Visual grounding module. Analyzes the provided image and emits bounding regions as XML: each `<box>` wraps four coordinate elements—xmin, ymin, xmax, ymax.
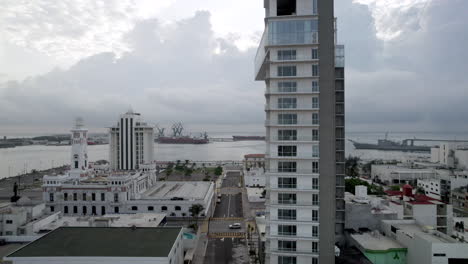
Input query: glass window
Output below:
<box><xmin>269</xmin><ymin>20</ymin><xmax>318</xmax><ymax>45</ymax></box>
<box><xmin>313</xmin><ymin>0</ymin><xmax>318</xmax><ymax>14</ymax></box>
<box><xmin>312</xmin><ymin>129</ymin><xmax>319</xmax><ymax>141</ymax></box>
<box><xmin>64</xmin><ymin>193</ymin><xmax>68</xmax><ymax>201</ymax></box>
<box><xmin>131</xmin><ymin>206</ymin><xmax>138</xmax><ymax>211</ymax></box>
<box><xmin>278</xmin><ymin>50</ymin><xmax>296</xmax><ymax>60</ymax></box>
<box><xmin>312</xmin><ymin>48</ymin><xmax>318</xmax><ymax>59</ymax></box>
<box><xmin>312</xmin><ymin>194</ymin><xmax>319</xmax><ymax>205</ymax></box>
<box><xmin>278</xmin><ymin>240</ymin><xmax>296</xmax><ymax>252</ymax></box>
<box><xmin>278</xmin><ymin>146</ymin><xmax>297</xmax><ymax>156</ymax></box>
<box><xmin>278</xmin><ymin>98</ymin><xmax>297</xmax><ymax>109</ymax></box>
<box><xmin>278</xmin><ymin>177</ymin><xmax>297</xmax><ymax>188</ymax></box>
<box><xmin>278</xmin><ymin>81</ymin><xmax>297</xmax><ymax>93</ymax></box>
<box><xmin>312</xmin><ymin>145</ymin><xmax>319</xmax><ymax>157</ymax></box>
<box><xmin>278</xmin><ymin>162</ymin><xmax>297</xmax><ymax>173</ymax></box>
<box><xmin>312</xmin><ymin>161</ymin><xmax>319</xmax><ymax>173</ymax></box>
<box><xmin>312</xmin><ymin>97</ymin><xmax>319</xmax><ymax>109</ymax></box>
<box><xmin>278</xmin><ymin>256</ymin><xmax>297</xmax><ymax>264</ymax></box>
<box><xmin>312</xmin><ymin>210</ymin><xmax>319</xmax><ymax>221</ymax></box>
<box><xmin>278</xmin><ymin>193</ymin><xmax>296</xmax><ymax>204</ymax></box>
<box><xmin>312</xmin><ymin>178</ymin><xmax>319</xmax><ymax>190</ymax></box>
<box><xmin>101</xmin><ymin>193</ymin><xmax>105</xmax><ymax>201</ymax></box>
<box><xmin>312</xmin><ymin>226</ymin><xmax>319</xmax><ymax>237</ymax></box>
<box><xmin>312</xmin><ymin>80</ymin><xmax>319</xmax><ymax>92</ymax></box>
<box><xmin>278</xmin><ymin>130</ymin><xmax>297</xmax><ymax>141</ymax></box>
<box><xmin>92</xmin><ymin>193</ymin><xmax>96</xmax><ymax>201</ymax></box>
<box><xmin>278</xmin><ymin>114</ymin><xmax>297</xmax><ymax>125</ymax></box>
<box><xmin>312</xmin><ymin>258</ymin><xmax>318</xmax><ymax>264</ymax></box>
<box><xmin>278</xmin><ymin>209</ymin><xmax>296</xmax><ymax>220</ymax></box>
<box><xmin>73</xmin><ymin>206</ymin><xmax>78</xmax><ymax>214</ymax></box>
<box><xmin>114</xmin><ymin>193</ymin><xmax>119</xmax><ymax>202</ymax></box>
<box><xmin>278</xmin><ymin>66</ymin><xmax>297</xmax><ymax>77</ymax></box>
<box><xmin>312</xmin><ymin>113</ymin><xmax>319</xmax><ymax>125</ymax></box>
<box><xmin>82</xmin><ymin>193</ymin><xmax>86</xmax><ymax>201</ymax></box>
<box><xmin>312</xmin><ymin>241</ymin><xmax>318</xmax><ymax>252</ymax></box>
<box><xmin>49</xmin><ymin>193</ymin><xmax>54</xmax><ymax>202</ymax></box>
<box><xmin>278</xmin><ymin>225</ymin><xmax>297</xmax><ymax>236</ymax></box>
<box><xmin>312</xmin><ymin>64</ymin><xmax>319</xmax><ymax>76</ymax></box>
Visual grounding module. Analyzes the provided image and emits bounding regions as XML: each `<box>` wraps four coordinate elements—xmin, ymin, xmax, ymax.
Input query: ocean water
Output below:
<box><xmin>1</xmin><ymin>131</ymin><xmax>467</xmax><ymax>179</ymax></box>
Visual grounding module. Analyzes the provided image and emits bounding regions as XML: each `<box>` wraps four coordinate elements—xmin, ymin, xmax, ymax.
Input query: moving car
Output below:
<box><xmin>229</xmin><ymin>223</ymin><xmax>242</xmax><ymax>229</ymax></box>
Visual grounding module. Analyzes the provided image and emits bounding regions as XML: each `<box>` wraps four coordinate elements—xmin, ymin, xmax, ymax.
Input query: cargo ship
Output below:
<box><xmin>156</xmin><ymin>136</ymin><xmax>209</xmax><ymax>144</ymax></box>
<box><xmin>349</xmin><ymin>134</ymin><xmax>431</xmax><ymax>153</ymax></box>
<box><xmin>232</xmin><ymin>136</ymin><xmax>266</xmax><ymax>141</ymax></box>
<box><xmin>155</xmin><ymin>122</ymin><xmax>209</xmax><ymax>144</ymax></box>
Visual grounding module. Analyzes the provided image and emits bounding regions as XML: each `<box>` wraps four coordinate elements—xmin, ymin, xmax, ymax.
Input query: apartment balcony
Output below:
<box><xmin>265</xmin><ymin>120</ymin><xmax>320</xmax><ymax>127</ymax></box>
<box><xmin>267</xmin><ymin>153</ymin><xmax>320</xmax><ymax>160</ymax></box>
<box><xmin>266</xmin><ymin>169</ymin><xmax>318</xmax><ymax>175</ymax></box>
<box><xmin>255</xmin><ymin>29</ymin><xmax>269</xmax><ymax>81</ymax></box>
<box><xmin>335</xmin><ymin>45</ymin><xmax>345</xmax><ymax>68</ymax></box>
<box><xmin>265</xmin><ymin>105</ymin><xmax>319</xmax><ymax>111</ymax></box>
<box><xmin>266</xmin><ymin>87</ymin><xmax>319</xmax><ymax>95</ymax></box>
<box><xmin>270</xmin><ymin>186</ymin><xmax>319</xmax><ymax>192</ymax></box>
<box><xmin>269</xmin><ymin>55</ymin><xmax>319</xmax><ymax>63</ymax></box>
<box><xmin>266</xmin><ymin>249</ymin><xmax>319</xmax><ymax>256</ymax></box>
<box><xmin>269</xmin><ymin>136</ymin><xmax>319</xmax><ymax>143</ymax></box>
<box><xmin>269</xmin><ymin>200</ymin><xmax>319</xmax><ymax>207</ymax></box>
<box><xmin>267</xmin><ymin>234</ymin><xmax>319</xmax><ymax>241</ymax></box>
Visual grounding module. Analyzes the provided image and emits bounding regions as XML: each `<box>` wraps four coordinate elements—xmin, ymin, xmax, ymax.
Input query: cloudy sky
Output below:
<box><xmin>0</xmin><ymin>0</ymin><xmax>467</xmax><ymax>135</ymax></box>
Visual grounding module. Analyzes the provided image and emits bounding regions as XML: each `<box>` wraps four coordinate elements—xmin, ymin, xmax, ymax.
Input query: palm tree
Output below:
<box><xmin>189</xmin><ymin>204</ymin><xmax>204</xmax><ymax>227</ymax></box>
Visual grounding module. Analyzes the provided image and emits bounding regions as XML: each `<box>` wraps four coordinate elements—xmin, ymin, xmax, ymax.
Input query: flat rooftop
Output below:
<box><xmin>352</xmin><ymin>232</ymin><xmax>406</xmax><ymax>252</ymax></box>
<box><xmin>7</xmin><ymin>226</ymin><xmax>181</xmax><ymax>258</ymax></box>
<box><xmin>394</xmin><ymin>223</ymin><xmax>455</xmax><ymax>243</ymax></box>
<box><xmin>142</xmin><ymin>182</ymin><xmax>211</xmax><ymax>200</ymax></box>
<box><xmin>40</xmin><ymin>213</ymin><xmax>166</xmax><ymax>231</ymax></box>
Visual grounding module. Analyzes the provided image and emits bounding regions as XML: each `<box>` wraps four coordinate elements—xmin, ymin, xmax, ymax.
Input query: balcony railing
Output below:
<box><xmin>265</xmin><ymin>120</ymin><xmax>319</xmax><ymax>127</ymax></box>
<box><xmin>269</xmin><ymin>55</ymin><xmax>319</xmax><ymax>63</ymax></box>
<box><xmin>266</xmin><ymin>87</ymin><xmax>319</xmax><ymax>94</ymax></box>
<box><xmin>270</xmin><ymin>200</ymin><xmax>319</xmax><ymax>207</ymax></box>
<box><xmin>265</xmin><ymin>106</ymin><xmax>319</xmax><ymax>111</ymax></box>
<box><xmin>266</xmin><ymin>169</ymin><xmax>318</xmax><ymax>174</ymax></box>
<box><xmin>269</xmin><ymin>136</ymin><xmax>319</xmax><ymax>142</ymax></box>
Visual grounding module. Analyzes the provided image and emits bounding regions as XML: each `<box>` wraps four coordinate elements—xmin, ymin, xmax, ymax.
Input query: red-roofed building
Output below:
<box><xmin>385</xmin><ymin>187</ymin><xmax>453</xmax><ymax>234</ymax></box>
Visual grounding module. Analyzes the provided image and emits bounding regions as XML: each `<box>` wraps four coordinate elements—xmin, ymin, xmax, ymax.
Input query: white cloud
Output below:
<box><xmin>353</xmin><ymin>0</ymin><xmax>431</xmax><ymax>40</ymax></box>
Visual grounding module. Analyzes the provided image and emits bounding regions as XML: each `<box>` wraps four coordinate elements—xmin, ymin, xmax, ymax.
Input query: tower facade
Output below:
<box><xmin>255</xmin><ymin>0</ymin><xmax>345</xmax><ymax>263</ymax></box>
<box><xmin>70</xmin><ymin>117</ymin><xmax>89</xmax><ymax>178</ymax></box>
<box><xmin>109</xmin><ymin>110</ymin><xmax>154</xmax><ymax>170</ymax></box>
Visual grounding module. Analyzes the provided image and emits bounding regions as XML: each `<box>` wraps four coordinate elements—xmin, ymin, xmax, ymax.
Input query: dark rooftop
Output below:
<box><xmin>8</xmin><ymin>226</ymin><xmax>182</xmax><ymax>258</ymax></box>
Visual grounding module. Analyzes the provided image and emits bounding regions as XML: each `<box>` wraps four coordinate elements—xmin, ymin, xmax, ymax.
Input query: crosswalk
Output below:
<box><xmin>209</xmin><ymin>232</ymin><xmax>246</xmax><ymax>238</ymax></box>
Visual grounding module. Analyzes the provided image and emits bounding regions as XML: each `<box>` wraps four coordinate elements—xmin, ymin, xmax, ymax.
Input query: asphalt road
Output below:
<box><xmin>204</xmin><ymin>171</ymin><xmax>248</xmax><ymax>264</ymax></box>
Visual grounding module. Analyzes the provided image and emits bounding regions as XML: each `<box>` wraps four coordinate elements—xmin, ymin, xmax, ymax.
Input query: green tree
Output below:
<box><xmin>184</xmin><ymin>168</ymin><xmax>193</xmax><ymax>177</ymax></box>
<box><xmin>345</xmin><ymin>156</ymin><xmax>360</xmax><ymax>177</ymax></box>
<box><xmin>165</xmin><ymin>168</ymin><xmax>173</xmax><ymax>177</ymax></box>
<box><xmin>390</xmin><ymin>185</ymin><xmax>401</xmax><ymax>191</ymax></box>
<box><xmin>189</xmin><ymin>204</ymin><xmax>204</xmax><ymax>226</ymax></box>
<box><xmin>214</xmin><ymin>166</ymin><xmax>223</xmax><ymax>176</ymax></box>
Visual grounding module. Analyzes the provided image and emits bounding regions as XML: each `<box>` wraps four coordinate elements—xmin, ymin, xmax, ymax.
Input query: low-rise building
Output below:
<box><xmin>386</xmin><ymin>185</ymin><xmax>453</xmax><ymax>235</ymax></box>
<box><xmin>381</xmin><ymin>220</ymin><xmax>468</xmax><ymax>264</ymax></box>
<box><xmin>38</xmin><ymin>213</ymin><xmax>167</xmax><ymax>232</ymax></box>
<box><xmin>345</xmin><ymin>187</ymin><xmax>398</xmax><ymax>232</ymax></box>
<box><xmin>244</xmin><ymin>168</ymin><xmax>266</xmax><ymax>187</ymax></box>
<box><xmin>349</xmin><ymin>231</ymin><xmax>407</xmax><ymax>264</ymax></box>
<box><xmin>371</xmin><ymin>164</ymin><xmax>435</xmax><ymax>185</ymax></box>
<box><xmin>243</xmin><ymin>154</ymin><xmax>265</xmax><ymax>171</ymax></box>
<box><xmin>5</xmin><ymin>226</ymin><xmax>184</xmax><ymax>264</ymax></box>
<box><xmin>452</xmin><ymin>186</ymin><xmax>468</xmax><ymax>212</ymax></box>
<box><xmin>0</xmin><ymin>198</ymin><xmax>54</xmax><ymax>236</ymax></box>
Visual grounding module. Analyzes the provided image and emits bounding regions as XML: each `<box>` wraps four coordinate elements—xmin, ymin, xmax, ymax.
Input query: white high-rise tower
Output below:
<box><xmin>109</xmin><ymin>110</ymin><xmax>154</xmax><ymax>170</ymax></box>
<box><xmin>70</xmin><ymin>117</ymin><xmax>89</xmax><ymax>178</ymax></box>
<box><xmin>255</xmin><ymin>0</ymin><xmax>345</xmax><ymax>263</ymax></box>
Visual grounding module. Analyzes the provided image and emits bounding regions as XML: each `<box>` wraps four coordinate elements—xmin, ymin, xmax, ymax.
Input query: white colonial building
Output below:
<box><xmin>43</xmin><ymin>117</ymin><xmax>213</xmax><ymax>219</ymax></box>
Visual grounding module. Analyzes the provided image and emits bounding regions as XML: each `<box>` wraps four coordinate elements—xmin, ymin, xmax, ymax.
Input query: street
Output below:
<box><xmin>204</xmin><ymin>171</ymin><xmax>249</xmax><ymax>264</ymax></box>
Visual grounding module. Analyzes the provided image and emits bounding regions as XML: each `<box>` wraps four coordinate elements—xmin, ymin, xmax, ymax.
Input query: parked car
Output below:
<box><xmin>229</xmin><ymin>223</ymin><xmax>242</xmax><ymax>229</ymax></box>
